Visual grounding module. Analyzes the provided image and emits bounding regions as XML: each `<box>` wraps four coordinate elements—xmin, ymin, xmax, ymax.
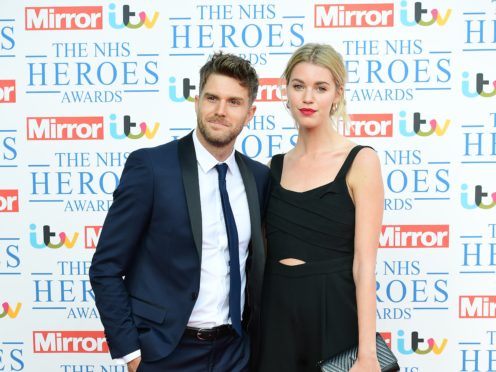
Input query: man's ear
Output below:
<box><xmin>194</xmin><ymin>95</ymin><xmax>200</xmax><ymax>113</ymax></box>
<box><xmin>245</xmin><ymin>105</ymin><xmax>257</xmax><ymax>126</ymax></box>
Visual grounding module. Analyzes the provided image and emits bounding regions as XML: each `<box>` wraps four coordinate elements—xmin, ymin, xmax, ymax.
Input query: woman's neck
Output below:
<box><xmin>293</xmin><ymin>122</ymin><xmax>347</xmax><ymax>156</ymax></box>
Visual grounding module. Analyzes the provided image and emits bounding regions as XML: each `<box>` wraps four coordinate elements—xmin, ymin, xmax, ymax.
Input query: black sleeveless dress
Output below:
<box><xmin>258</xmin><ymin>146</ymin><xmax>369</xmax><ymax>372</ymax></box>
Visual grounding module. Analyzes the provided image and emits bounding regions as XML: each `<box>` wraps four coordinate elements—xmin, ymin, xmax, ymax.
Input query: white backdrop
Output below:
<box><xmin>1</xmin><ymin>1</ymin><xmax>495</xmax><ymax>371</ymax></box>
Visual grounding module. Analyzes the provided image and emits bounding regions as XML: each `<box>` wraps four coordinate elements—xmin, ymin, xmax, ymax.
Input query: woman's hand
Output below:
<box><xmin>349</xmin><ymin>355</ymin><xmax>380</xmax><ymax>372</ymax></box>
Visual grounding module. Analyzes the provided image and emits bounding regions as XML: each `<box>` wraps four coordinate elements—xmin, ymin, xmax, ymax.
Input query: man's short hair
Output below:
<box><xmin>199</xmin><ymin>52</ymin><xmax>259</xmax><ymax>105</ymax></box>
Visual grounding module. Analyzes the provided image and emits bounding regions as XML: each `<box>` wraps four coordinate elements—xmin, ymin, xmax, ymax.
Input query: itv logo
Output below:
<box><xmin>461</xmin><ymin>184</ymin><xmax>496</xmax><ymax>210</ymax></box>
<box><xmin>398</xmin><ymin>111</ymin><xmax>450</xmax><ymax>137</ymax></box>
<box><xmin>109</xmin><ymin>114</ymin><xmax>159</xmax><ymax>140</ymax></box>
<box><xmin>108</xmin><ymin>3</ymin><xmax>159</xmax><ymax>29</ymax></box>
<box><xmin>29</xmin><ymin>224</ymin><xmax>79</xmax><ymax>249</ymax></box>
<box><xmin>399</xmin><ymin>1</ymin><xmax>451</xmax><ymax>27</ymax></box>
<box><xmin>462</xmin><ymin>72</ymin><xmax>496</xmax><ymax>98</ymax></box>
<box><xmin>396</xmin><ymin>330</ymin><xmax>447</xmax><ymax>355</ymax></box>
<box><xmin>0</xmin><ymin>302</ymin><xmax>22</xmax><ymax>319</ymax></box>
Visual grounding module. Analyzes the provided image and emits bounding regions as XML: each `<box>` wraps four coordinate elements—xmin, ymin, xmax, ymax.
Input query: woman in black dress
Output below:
<box><xmin>258</xmin><ymin>43</ymin><xmax>384</xmax><ymax>372</ymax></box>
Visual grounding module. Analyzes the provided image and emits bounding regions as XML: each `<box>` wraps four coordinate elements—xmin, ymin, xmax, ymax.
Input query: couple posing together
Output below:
<box><xmin>89</xmin><ymin>42</ymin><xmax>384</xmax><ymax>372</ymax></box>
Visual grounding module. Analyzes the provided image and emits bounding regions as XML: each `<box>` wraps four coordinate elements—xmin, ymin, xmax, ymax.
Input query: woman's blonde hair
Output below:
<box><xmin>283</xmin><ymin>43</ymin><xmax>348</xmax><ymax>124</ymax></box>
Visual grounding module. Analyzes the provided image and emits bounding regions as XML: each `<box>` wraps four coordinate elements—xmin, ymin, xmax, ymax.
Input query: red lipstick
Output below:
<box><xmin>299</xmin><ymin>108</ymin><xmax>316</xmax><ymax>116</ymax></box>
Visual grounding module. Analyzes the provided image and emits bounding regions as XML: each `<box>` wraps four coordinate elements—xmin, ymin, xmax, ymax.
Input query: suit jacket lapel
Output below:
<box><xmin>235</xmin><ymin>152</ymin><xmax>265</xmax><ymax>302</ymax></box>
<box><xmin>178</xmin><ymin>132</ymin><xmax>203</xmax><ymax>262</ymax></box>
<box><xmin>235</xmin><ymin>151</ymin><xmax>262</xmax><ymax>241</ymax></box>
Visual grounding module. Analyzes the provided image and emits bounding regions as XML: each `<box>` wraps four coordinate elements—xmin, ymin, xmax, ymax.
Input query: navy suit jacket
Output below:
<box><xmin>89</xmin><ymin>132</ymin><xmax>270</xmax><ymax>362</ymax></box>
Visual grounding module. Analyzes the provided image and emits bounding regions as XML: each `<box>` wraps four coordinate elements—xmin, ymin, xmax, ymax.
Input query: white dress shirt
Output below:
<box><xmin>117</xmin><ymin>131</ymin><xmax>251</xmax><ymax>364</ymax></box>
<box><xmin>188</xmin><ymin>129</ymin><xmax>251</xmax><ymax>327</ymax></box>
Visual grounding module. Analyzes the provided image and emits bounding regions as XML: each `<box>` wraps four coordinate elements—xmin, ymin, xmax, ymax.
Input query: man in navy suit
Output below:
<box><xmin>89</xmin><ymin>52</ymin><xmax>270</xmax><ymax>372</ymax></box>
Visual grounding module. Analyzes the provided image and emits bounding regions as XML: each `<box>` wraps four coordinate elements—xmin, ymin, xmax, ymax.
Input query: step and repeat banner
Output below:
<box><xmin>1</xmin><ymin>0</ymin><xmax>495</xmax><ymax>371</ymax></box>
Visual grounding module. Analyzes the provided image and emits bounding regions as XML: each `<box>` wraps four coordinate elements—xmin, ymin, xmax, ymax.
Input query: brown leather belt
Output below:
<box><xmin>184</xmin><ymin>325</ymin><xmax>235</xmax><ymax>341</ymax></box>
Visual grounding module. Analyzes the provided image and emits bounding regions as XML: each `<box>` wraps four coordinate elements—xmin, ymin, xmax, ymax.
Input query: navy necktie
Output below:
<box><xmin>215</xmin><ymin>163</ymin><xmax>242</xmax><ymax>335</ymax></box>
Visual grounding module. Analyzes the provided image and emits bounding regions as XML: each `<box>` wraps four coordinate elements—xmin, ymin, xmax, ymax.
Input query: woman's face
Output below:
<box><xmin>286</xmin><ymin>61</ymin><xmax>341</xmax><ymax>128</ymax></box>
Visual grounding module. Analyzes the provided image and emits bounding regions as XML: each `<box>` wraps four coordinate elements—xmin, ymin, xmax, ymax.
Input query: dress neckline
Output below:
<box><xmin>279</xmin><ymin>178</ymin><xmax>336</xmax><ymax>195</ymax></box>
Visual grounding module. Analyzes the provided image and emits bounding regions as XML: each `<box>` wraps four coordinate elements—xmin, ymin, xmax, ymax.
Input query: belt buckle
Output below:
<box><xmin>196</xmin><ymin>328</ymin><xmax>213</xmax><ymax>341</ymax></box>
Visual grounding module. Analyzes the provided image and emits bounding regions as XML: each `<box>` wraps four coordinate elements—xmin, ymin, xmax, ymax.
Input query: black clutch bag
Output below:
<box><xmin>318</xmin><ymin>333</ymin><xmax>400</xmax><ymax>372</ymax></box>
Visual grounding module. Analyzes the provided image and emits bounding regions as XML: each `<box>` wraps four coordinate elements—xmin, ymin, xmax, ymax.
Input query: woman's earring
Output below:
<box><xmin>286</xmin><ymin>102</ymin><xmax>290</xmax><ymax>109</ymax></box>
<box><xmin>331</xmin><ymin>103</ymin><xmax>337</xmax><ymax>115</ymax></box>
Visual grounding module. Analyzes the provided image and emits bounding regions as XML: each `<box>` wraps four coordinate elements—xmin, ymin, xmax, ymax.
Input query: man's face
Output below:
<box><xmin>195</xmin><ymin>73</ymin><xmax>256</xmax><ymax>149</ymax></box>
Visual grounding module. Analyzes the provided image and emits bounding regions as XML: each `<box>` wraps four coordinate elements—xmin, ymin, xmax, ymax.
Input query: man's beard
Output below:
<box><xmin>197</xmin><ymin>116</ymin><xmax>243</xmax><ymax>147</ymax></box>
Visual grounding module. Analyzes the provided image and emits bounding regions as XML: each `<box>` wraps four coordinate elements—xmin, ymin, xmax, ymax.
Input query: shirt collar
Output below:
<box><xmin>192</xmin><ymin>129</ymin><xmax>237</xmax><ymax>174</ymax></box>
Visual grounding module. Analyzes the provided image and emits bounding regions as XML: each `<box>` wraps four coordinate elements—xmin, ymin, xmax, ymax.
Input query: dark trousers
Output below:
<box><xmin>137</xmin><ymin>330</ymin><xmax>250</xmax><ymax>372</ymax></box>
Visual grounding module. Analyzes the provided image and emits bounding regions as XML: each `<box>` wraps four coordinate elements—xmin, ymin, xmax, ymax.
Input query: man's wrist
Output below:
<box><xmin>113</xmin><ymin>349</ymin><xmax>141</xmax><ymax>365</ymax></box>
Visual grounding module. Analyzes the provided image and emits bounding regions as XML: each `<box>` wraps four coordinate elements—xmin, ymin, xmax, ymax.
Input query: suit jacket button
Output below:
<box><xmin>191</xmin><ymin>292</ymin><xmax>198</xmax><ymax>300</ymax></box>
